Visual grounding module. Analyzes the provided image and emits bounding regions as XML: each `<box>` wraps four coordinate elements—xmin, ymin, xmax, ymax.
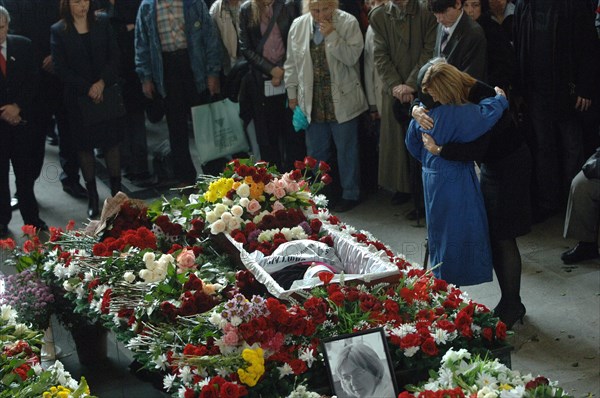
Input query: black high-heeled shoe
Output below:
<box><xmin>497</xmin><ymin>303</ymin><xmax>526</xmax><ymax>329</ymax></box>
<box><xmin>86</xmin><ymin>180</ymin><xmax>100</xmax><ymax>218</ymax></box>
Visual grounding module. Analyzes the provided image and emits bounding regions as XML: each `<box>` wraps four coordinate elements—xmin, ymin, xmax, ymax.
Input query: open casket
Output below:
<box><xmin>219</xmin><ymin>224</ymin><xmax>402</xmax><ymax>300</ymax></box>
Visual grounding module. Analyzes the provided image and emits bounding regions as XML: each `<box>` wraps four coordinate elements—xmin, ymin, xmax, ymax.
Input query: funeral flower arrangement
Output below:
<box><xmin>0</xmin><ymin>159</ymin><xmax>524</xmax><ymax>398</ymax></box>
<box><xmin>0</xmin><ymin>304</ymin><xmax>95</xmax><ymax>398</ymax></box>
<box><xmin>401</xmin><ymin>348</ymin><xmax>573</xmax><ymax>398</ymax></box>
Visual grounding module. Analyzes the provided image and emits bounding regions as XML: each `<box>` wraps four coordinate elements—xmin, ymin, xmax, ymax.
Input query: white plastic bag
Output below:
<box><xmin>192</xmin><ymin>99</ymin><xmax>249</xmax><ymax>164</ymax></box>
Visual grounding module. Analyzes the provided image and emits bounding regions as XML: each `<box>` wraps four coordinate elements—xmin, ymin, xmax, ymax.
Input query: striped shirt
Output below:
<box><xmin>156</xmin><ymin>0</ymin><xmax>187</xmax><ymax>52</ymax></box>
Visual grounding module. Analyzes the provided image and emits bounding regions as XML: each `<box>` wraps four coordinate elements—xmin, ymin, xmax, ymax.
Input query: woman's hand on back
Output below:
<box><xmin>412</xmin><ymin>106</ymin><xmax>434</xmax><ymax>130</ymax></box>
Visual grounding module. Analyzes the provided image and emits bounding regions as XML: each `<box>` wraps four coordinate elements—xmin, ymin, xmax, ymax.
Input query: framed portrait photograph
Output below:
<box><xmin>321</xmin><ymin>327</ymin><xmax>398</xmax><ymax>398</ymax></box>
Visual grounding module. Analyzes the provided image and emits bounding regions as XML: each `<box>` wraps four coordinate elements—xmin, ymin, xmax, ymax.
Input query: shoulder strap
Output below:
<box><xmin>257</xmin><ymin>0</ymin><xmax>283</xmax><ymax>53</ymax></box>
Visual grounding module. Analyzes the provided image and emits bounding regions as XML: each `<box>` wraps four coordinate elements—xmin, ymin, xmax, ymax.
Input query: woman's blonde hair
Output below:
<box><xmin>422</xmin><ymin>62</ymin><xmax>476</xmax><ymax>105</ymax></box>
<box><xmin>303</xmin><ymin>0</ymin><xmax>339</xmax><ymax>14</ymax></box>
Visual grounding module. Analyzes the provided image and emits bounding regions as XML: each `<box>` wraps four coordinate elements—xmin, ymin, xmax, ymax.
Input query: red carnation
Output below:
<box><xmin>421</xmin><ymin>337</ymin><xmax>438</xmax><ymax>356</ymax></box>
<box><xmin>220</xmin><ymin>382</ymin><xmax>240</xmax><ymax>398</ymax></box>
<box><xmin>495</xmin><ymin>321</ymin><xmax>507</xmax><ymax>340</ymax></box>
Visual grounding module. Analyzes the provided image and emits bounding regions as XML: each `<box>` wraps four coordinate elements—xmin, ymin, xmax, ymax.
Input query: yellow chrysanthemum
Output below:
<box><xmin>203</xmin><ymin>178</ymin><xmax>235</xmax><ymax>202</ymax></box>
<box><xmin>499</xmin><ymin>384</ymin><xmax>513</xmax><ymax>390</ymax></box>
<box><xmin>238</xmin><ymin>347</ymin><xmax>265</xmax><ymax>386</ymax></box>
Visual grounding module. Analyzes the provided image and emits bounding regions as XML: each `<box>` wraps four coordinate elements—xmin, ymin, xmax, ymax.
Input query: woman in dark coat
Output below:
<box><xmin>414</xmin><ymin>56</ymin><xmax>531</xmax><ymax>329</ymax></box>
<box><xmin>51</xmin><ymin>0</ymin><xmax>123</xmax><ymax>218</ymax></box>
<box><xmin>238</xmin><ymin>0</ymin><xmax>304</xmax><ymax>171</ymax></box>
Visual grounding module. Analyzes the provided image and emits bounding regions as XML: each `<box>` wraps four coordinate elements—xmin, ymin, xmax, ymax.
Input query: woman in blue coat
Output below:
<box><xmin>405</xmin><ymin>62</ymin><xmax>508</xmax><ymax>286</ymax></box>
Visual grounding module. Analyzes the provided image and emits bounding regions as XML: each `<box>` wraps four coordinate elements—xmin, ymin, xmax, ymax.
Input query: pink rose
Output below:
<box><xmin>176</xmin><ymin>248</ymin><xmax>197</xmax><ymax>273</ymax></box>
<box><xmin>246</xmin><ymin>199</ymin><xmax>261</xmax><ymax>213</ymax></box>
<box><xmin>274</xmin><ymin>187</ymin><xmax>286</xmax><ymax>199</ymax></box>
<box><xmin>272</xmin><ymin>201</ymin><xmax>285</xmax><ymax>212</ymax></box>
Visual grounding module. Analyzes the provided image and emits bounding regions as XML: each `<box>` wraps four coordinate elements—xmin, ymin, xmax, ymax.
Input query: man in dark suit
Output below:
<box><xmin>428</xmin><ymin>0</ymin><xmax>487</xmax><ymax>81</ymax></box>
<box><xmin>0</xmin><ymin>5</ymin><xmax>47</xmax><ymax>238</ymax></box>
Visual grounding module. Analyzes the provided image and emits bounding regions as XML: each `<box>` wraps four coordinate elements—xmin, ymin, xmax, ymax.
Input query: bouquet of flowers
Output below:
<box><xmin>0</xmin><ymin>304</ymin><xmax>96</xmax><ymax>398</ymax></box>
<box><xmin>1</xmin><ymin>269</ymin><xmax>55</xmax><ymax>330</ymax></box>
<box><xmin>402</xmin><ymin>348</ymin><xmax>572</xmax><ymax>398</ymax></box>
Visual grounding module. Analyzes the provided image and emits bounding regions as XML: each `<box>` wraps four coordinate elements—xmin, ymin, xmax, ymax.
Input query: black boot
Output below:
<box><xmin>86</xmin><ymin>180</ymin><xmax>100</xmax><ymax>218</ymax></box>
<box><xmin>110</xmin><ymin>177</ymin><xmax>122</xmax><ymax>197</ymax></box>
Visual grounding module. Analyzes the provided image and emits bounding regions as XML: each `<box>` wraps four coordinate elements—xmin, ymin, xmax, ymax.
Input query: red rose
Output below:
<box><xmin>304</xmin><ymin>156</ymin><xmax>317</xmax><ymax>169</ymax></box>
<box><xmin>400</xmin><ymin>333</ymin><xmax>421</xmax><ymax>349</ymax></box>
<box><xmin>320</xmin><ymin>173</ymin><xmax>332</xmax><ymax>185</ymax></box>
<box><xmin>318</xmin><ymin>272</ymin><xmax>334</xmax><ymax>285</ymax></box>
<box><xmin>309</xmin><ymin>218</ymin><xmax>322</xmax><ymax>233</ymax></box>
<box><xmin>294</xmin><ymin>160</ymin><xmax>306</xmax><ymax>170</ymax></box>
<box><xmin>495</xmin><ymin>321</ymin><xmax>507</xmax><ymax>340</ymax></box>
<box><xmin>421</xmin><ymin>337</ymin><xmax>438</xmax><ymax>356</ymax></box>
<box><xmin>220</xmin><ymin>382</ymin><xmax>239</xmax><ymax>398</ymax></box>
<box><xmin>318</xmin><ymin>161</ymin><xmax>331</xmax><ymax>173</ymax></box>
<box><xmin>482</xmin><ymin>327</ymin><xmax>493</xmax><ymax>342</ymax></box>
<box><xmin>21</xmin><ymin>225</ymin><xmax>37</xmax><ymax>237</ymax></box>
<box><xmin>288</xmin><ymin>359</ymin><xmax>308</xmax><ymax>375</ymax></box>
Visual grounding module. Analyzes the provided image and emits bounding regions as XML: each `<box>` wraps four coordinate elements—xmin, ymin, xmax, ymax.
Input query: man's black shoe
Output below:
<box><xmin>561</xmin><ymin>241</ymin><xmax>599</xmax><ymax>264</ymax></box>
<box><xmin>334</xmin><ymin>199</ymin><xmax>360</xmax><ymax>213</ymax></box>
<box><xmin>10</xmin><ymin>195</ymin><xmax>18</xmax><ymax>211</ymax></box>
<box><xmin>62</xmin><ymin>182</ymin><xmax>88</xmax><ymax>199</ymax></box>
<box><xmin>0</xmin><ymin>224</ymin><xmax>8</xmax><ymax>238</ymax></box>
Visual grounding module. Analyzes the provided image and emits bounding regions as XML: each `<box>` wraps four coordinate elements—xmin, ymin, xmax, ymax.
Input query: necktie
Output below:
<box><xmin>313</xmin><ymin>23</ymin><xmax>323</xmax><ymax>45</ymax></box>
<box><xmin>0</xmin><ymin>47</ymin><xmax>6</xmax><ymax>76</ymax></box>
<box><xmin>440</xmin><ymin>29</ymin><xmax>450</xmax><ymax>52</ymax></box>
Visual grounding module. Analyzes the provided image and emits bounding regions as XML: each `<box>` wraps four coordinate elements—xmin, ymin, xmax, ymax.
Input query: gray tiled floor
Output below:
<box><xmin>2</xmin><ymin>120</ymin><xmax>599</xmax><ymax>397</ymax></box>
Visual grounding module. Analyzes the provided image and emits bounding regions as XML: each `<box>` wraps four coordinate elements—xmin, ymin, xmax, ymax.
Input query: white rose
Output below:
<box><xmin>220</xmin><ymin>212</ymin><xmax>233</xmax><ymax>223</ymax></box>
<box><xmin>123</xmin><ymin>271</ymin><xmax>136</xmax><ymax>283</ymax></box>
<box><xmin>221</xmin><ymin>197</ymin><xmax>234</xmax><ymax>206</ymax></box>
<box><xmin>210</xmin><ymin>220</ymin><xmax>226</xmax><ymax>234</ymax></box>
<box><xmin>62</xmin><ymin>280</ymin><xmax>74</xmax><ymax>292</ymax></box>
<box><xmin>228</xmin><ymin>218</ymin><xmax>241</xmax><ymax>231</ymax></box>
<box><xmin>230</xmin><ymin>205</ymin><xmax>244</xmax><ymax>217</ymax></box>
<box><xmin>214</xmin><ymin>203</ymin><xmax>227</xmax><ymax>216</ymax></box>
<box><xmin>205</xmin><ymin>211</ymin><xmax>218</xmax><ymax>224</ymax></box>
<box><xmin>139</xmin><ymin>269</ymin><xmax>151</xmax><ymax>281</ymax></box>
<box><xmin>239</xmin><ymin>197</ymin><xmax>250</xmax><ymax>207</ymax></box>
<box><xmin>236</xmin><ymin>183</ymin><xmax>250</xmax><ymax>198</ymax></box>
<box><xmin>143</xmin><ymin>252</ymin><xmax>155</xmax><ymax>263</ymax></box>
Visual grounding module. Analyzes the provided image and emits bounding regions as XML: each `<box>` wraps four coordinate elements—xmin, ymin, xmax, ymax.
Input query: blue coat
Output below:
<box><xmin>135</xmin><ymin>0</ymin><xmax>222</xmax><ymax>97</ymax></box>
<box><xmin>405</xmin><ymin>95</ymin><xmax>508</xmax><ymax>286</ymax></box>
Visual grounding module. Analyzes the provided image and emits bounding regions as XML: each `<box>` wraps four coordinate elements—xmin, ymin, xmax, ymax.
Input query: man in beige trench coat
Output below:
<box><xmin>369</xmin><ymin>0</ymin><xmax>436</xmax><ymax>206</ymax></box>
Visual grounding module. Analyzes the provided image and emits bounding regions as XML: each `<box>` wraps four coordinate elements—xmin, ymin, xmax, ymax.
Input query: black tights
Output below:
<box><xmin>491</xmin><ymin>238</ymin><xmax>523</xmax><ymax>308</ymax></box>
<box><xmin>78</xmin><ymin>145</ymin><xmax>120</xmax><ymax>183</ymax></box>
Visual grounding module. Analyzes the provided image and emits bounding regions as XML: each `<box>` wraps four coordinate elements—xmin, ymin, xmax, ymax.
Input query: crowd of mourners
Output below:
<box><xmin>0</xmin><ymin>0</ymin><xmax>599</xmax><ymax>328</ymax></box>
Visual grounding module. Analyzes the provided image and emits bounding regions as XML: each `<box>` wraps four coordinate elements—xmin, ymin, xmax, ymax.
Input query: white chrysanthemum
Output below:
<box><xmin>299</xmin><ymin>347</ymin><xmax>315</xmax><ymax>368</ymax></box>
<box><xmin>432</xmin><ymin>327</ymin><xmax>450</xmax><ymax>345</ymax></box>
<box><xmin>404</xmin><ymin>346</ymin><xmax>420</xmax><ymax>357</ymax></box>
<box><xmin>499</xmin><ymin>385</ymin><xmax>525</xmax><ymax>398</ymax></box>
<box><xmin>476</xmin><ymin>372</ymin><xmax>499</xmax><ymax>389</ymax></box>
<box><xmin>205</xmin><ymin>210</ymin><xmax>218</xmax><ymax>224</ymax></box>
<box><xmin>437</xmin><ymin>366</ymin><xmax>454</xmax><ymax>388</ymax></box>
<box><xmin>230</xmin><ymin>315</ymin><xmax>242</xmax><ymax>327</ymax></box>
<box><xmin>391</xmin><ymin>323</ymin><xmax>417</xmax><ymax>338</ymax></box>
<box><xmin>278</xmin><ymin>363</ymin><xmax>294</xmax><ymax>379</ymax></box>
<box><xmin>210</xmin><ymin>219</ymin><xmax>226</xmax><ymax>234</ymax></box>
<box><xmin>179</xmin><ymin>366</ymin><xmax>193</xmax><ymax>384</ymax></box>
<box><xmin>163</xmin><ymin>374</ymin><xmax>176</xmax><ymax>391</ymax></box>
<box><xmin>178</xmin><ymin>386</ymin><xmax>187</xmax><ymax>398</ymax></box>
<box><xmin>14</xmin><ymin>323</ymin><xmax>29</xmax><ymax>336</ymax></box>
<box><xmin>32</xmin><ymin>364</ymin><xmax>43</xmax><ymax>375</ymax></box>
<box><xmin>154</xmin><ymin>353</ymin><xmax>168</xmax><ymax>370</ymax></box>
<box><xmin>123</xmin><ymin>271</ymin><xmax>136</xmax><ymax>283</ymax></box>
<box><xmin>53</xmin><ymin>264</ymin><xmax>69</xmax><ymax>279</ymax></box>
<box><xmin>236</xmin><ymin>183</ymin><xmax>250</xmax><ymax>198</ymax></box>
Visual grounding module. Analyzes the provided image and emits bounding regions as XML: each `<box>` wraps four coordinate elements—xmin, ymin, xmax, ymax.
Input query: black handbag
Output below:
<box><xmin>78</xmin><ymin>84</ymin><xmax>126</xmax><ymax>126</ymax></box>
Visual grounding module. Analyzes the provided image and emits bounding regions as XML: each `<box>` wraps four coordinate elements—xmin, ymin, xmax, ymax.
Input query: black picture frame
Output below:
<box><xmin>321</xmin><ymin>327</ymin><xmax>398</xmax><ymax>398</ymax></box>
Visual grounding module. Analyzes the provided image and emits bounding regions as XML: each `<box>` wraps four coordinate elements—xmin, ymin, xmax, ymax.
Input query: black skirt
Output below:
<box><xmin>480</xmin><ymin>143</ymin><xmax>532</xmax><ymax>240</ymax></box>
